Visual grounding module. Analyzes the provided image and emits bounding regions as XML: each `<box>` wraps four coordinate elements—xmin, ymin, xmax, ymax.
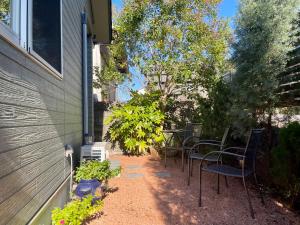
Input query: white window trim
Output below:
<box><xmin>27</xmin><ymin>0</ymin><xmax>63</xmax><ymax>78</ymax></box>
<box><xmin>0</xmin><ymin>0</ymin><xmax>63</xmax><ymax>79</ymax></box>
<box><xmin>0</xmin><ymin>0</ymin><xmax>21</xmax><ymax>47</ymax></box>
<box><xmin>0</xmin><ymin>21</ymin><xmax>19</xmax><ymax>45</ymax></box>
<box><xmin>19</xmin><ymin>0</ymin><xmax>27</xmax><ymax>49</ymax></box>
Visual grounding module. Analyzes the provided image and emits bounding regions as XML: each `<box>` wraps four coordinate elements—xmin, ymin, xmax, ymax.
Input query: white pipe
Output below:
<box><xmin>69</xmin><ymin>153</ymin><xmax>73</xmax><ymax>198</ymax></box>
<box><xmin>65</xmin><ymin>145</ymin><xmax>74</xmax><ymax>199</ymax></box>
<box><xmin>82</xmin><ymin>12</ymin><xmax>89</xmax><ymax>141</ymax></box>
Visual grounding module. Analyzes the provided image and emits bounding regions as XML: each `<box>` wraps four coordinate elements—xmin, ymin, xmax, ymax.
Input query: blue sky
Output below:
<box><xmin>114</xmin><ymin>0</ymin><xmax>238</xmax><ymax>101</ymax></box>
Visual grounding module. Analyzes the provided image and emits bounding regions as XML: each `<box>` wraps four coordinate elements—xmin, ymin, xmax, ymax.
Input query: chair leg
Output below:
<box><xmin>190</xmin><ymin>159</ymin><xmax>194</xmax><ymax>177</ymax></box>
<box><xmin>225</xmin><ymin>176</ymin><xmax>229</xmax><ymax>188</ymax></box>
<box><xmin>164</xmin><ymin>147</ymin><xmax>167</xmax><ymax>168</ymax></box>
<box><xmin>198</xmin><ymin>164</ymin><xmax>202</xmax><ymax>207</ymax></box>
<box><xmin>187</xmin><ymin>157</ymin><xmax>191</xmax><ymax>186</ymax></box>
<box><xmin>217</xmin><ymin>174</ymin><xmax>220</xmax><ymax>194</ymax></box>
<box><xmin>242</xmin><ymin>177</ymin><xmax>255</xmax><ymax>219</ymax></box>
<box><xmin>254</xmin><ymin>173</ymin><xmax>265</xmax><ymax>205</ymax></box>
<box><xmin>181</xmin><ymin>149</ymin><xmax>184</xmax><ymax>172</ymax></box>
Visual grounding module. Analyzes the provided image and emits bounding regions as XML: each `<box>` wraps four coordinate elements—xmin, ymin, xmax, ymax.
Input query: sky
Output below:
<box><xmin>113</xmin><ymin>0</ymin><xmax>239</xmax><ymax>101</ymax></box>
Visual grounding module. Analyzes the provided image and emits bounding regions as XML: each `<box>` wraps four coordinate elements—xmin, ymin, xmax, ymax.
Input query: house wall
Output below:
<box><xmin>0</xmin><ymin>0</ymin><xmax>91</xmax><ymax>224</ymax></box>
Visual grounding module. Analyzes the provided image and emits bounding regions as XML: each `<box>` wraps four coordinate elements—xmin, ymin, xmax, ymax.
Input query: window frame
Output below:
<box><xmin>27</xmin><ymin>0</ymin><xmax>63</xmax><ymax>77</ymax></box>
<box><xmin>0</xmin><ymin>0</ymin><xmax>21</xmax><ymax>47</ymax></box>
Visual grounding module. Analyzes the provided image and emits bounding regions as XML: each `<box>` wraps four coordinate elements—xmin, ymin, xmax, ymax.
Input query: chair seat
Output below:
<box><xmin>202</xmin><ymin>164</ymin><xmax>252</xmax><ymax>177</ymax></box>
<box><xmin>190</xmin><ymin>152</ymin><xmax>219</xmax><ymax>162</ymax></box>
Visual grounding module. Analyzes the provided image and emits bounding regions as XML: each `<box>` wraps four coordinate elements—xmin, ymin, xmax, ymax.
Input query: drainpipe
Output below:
<box><xmin>82</xmin><ymin>12</ymin><xmax>89</xmax><ymax>143</ymax></box>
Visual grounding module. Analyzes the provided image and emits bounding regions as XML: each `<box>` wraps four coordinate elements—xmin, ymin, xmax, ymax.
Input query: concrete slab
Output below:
<box><xmin>126</xmin><ymin>173</ymin><xmax>144</xmax><ymax>179</ymax></box>
<box><xmin>154</xmin><ymin>172</ymin><xmax>171</xmax><ymax>178</ymax></box>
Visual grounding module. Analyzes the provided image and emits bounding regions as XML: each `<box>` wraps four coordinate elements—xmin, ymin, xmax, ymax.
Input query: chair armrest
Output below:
<box><xmin>223</xmin><ymin>147</ymin><xmax>245</xmax><ymax>154</ymax></box>
<box><xmin>183</xmin><ymin>137</ymin><xmax>218</xmax><ymax>147</ymax></box>
<box><xmin>191</xmin><ymin>142</ymin><xmax>223</xmax><ymax>149</ymax></box>
<box><xmin>199</xmin><ymin>151</ymin><xmax>245</xmax><ymax>168</ymax></box>
<box><xmin>188</xmin><ymin>142</ymin><xmax>223</xmax><ymax>155</ymax></box>
<box><xmin>197</xmin><ymin>140</ymin><xmax>222</xmax><ymax>144</ymax></box>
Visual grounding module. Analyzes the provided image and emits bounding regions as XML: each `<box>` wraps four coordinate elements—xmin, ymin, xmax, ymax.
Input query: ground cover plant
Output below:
<box><xmin>51</xmin><ymin>195</ymin><xmax>103</xmax><ymax>225</ymax></box>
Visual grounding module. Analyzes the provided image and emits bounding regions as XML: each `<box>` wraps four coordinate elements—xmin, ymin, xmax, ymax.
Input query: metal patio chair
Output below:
<box><xmin>187</xmin><ymin>127</ymin><xmax>230</xmax><ymax>185</ymax></box>
<box><xmin>180</xmin><ymin>123</ymin><xmax>203</xmax><ymax>171</ymax></box>
<box><xmin>198</xmin><ymin>128</ymin><xmax>265</xmax><ymax>219</ymax></box>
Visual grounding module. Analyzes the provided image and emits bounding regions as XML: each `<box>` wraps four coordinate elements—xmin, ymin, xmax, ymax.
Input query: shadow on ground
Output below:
<box><xmin>88</xmin><ymin>155</ymin><xmax>299</xmax><ymax>225</ymax></box>
<box><xmin>144</xmin><ymin>156</ymin><xmax>299</xmax><ymax>225</ymax></box>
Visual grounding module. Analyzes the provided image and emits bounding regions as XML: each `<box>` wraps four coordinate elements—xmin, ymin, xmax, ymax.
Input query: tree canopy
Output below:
<box><xmin>231</xmin><ymin>0</ymin><xmax>299</xmax><ymax>129</ymax></box>
<box><xmin>116</xmin><ymin>0</ymin><xmax>231</xmax><ymax>108</ymax></box>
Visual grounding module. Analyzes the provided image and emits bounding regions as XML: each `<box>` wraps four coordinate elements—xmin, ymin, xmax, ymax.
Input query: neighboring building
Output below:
<box><xmin>0</xmin><ymin>0</ymin><xmax>112</xmax><ymax>224</ymax></box>
<box><xmin>93</xmin><ymin>44</ymin><xmax>117</xmax><ymax>103</ymax></box>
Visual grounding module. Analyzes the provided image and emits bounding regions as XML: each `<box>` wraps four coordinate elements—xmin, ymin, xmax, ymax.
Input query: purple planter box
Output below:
<box><xmin>75</xmin><ymin>179</ymin><xmax>101</xmax><ymax>200</ymax></box>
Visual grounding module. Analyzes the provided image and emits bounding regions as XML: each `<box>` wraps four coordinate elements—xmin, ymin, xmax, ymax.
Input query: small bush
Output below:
<box><xmin>75</xmin><ymin>160</ymin><xmax>121</xmax><ymax>182</ymax></box>
<box><xmin>51</xmin><ymin>195</ymin><xmax>103</xmax><ymax>225</ymax></box>
<box><xmin>270</xmin><ymin>122</ymin><xmax>300</xmax><ymax>207</ymax></box>
<box><xmin>106</xmin><ymin>92</ymin><xmax>165</xmax><ymax>155</ymax></box>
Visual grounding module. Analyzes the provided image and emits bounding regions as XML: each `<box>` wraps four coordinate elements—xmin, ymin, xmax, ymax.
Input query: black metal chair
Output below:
<box><xmin>181</xmin><ymin>123</ymin><xmax>202</xmax><ymax>172</ymax></box>
<box><xmin>187</xmin><ymin>127</ymin><xmax>230</xmax><ymax>185</ymax></box>
<box><xmin>198</xmin><ymin>128</ymin><xmax>265</xmax><ymax>219</ymax></box>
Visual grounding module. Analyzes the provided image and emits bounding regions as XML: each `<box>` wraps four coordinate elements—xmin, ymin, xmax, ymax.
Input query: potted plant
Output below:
<box><xmin>74</xmin><ymin>160</ymin><xmax>121</xmax><ymax>199</ymax></box>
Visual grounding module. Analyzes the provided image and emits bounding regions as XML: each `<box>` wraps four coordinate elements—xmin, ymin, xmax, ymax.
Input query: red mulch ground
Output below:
<box><xmin>87</xmin><ymin>155</ymin><xmax>300</xmax><ymax>225</ymax></box>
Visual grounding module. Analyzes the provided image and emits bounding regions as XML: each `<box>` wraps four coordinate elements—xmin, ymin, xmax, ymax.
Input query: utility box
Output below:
<box><xmin>80</xmin><ymin>142</ymin><xmax>106</xmax><ymax>163</ymax></box>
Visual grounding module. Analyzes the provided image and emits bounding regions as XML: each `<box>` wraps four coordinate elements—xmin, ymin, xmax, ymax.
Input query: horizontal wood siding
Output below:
<box><xmin>0</xmin><ymin>0</ymin><xmax>87</xmax><ymax>224</ymax></box>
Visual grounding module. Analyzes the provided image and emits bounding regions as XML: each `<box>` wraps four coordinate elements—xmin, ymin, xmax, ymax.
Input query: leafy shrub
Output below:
<box><xmin>270</xmin><ymin>122</ymin><xmax>300</xmax><ymax>207</ymax></box>
<box><xmin>194</xmin><ymin>80</ymin><xmax>232</xmax><ymax>138</ymax></box>
<box><xmin>52</xmin><ymin>195</ymin><xmax>103</xmax><ymax>225</ymax></box>
<box><xmin>75</xmin><ymin>160</ymin><xmax>121</xmax><ymax>182</ymax></box>
<box><xmin>106</xmin><ymin>92</ymin><xmax>165</xmax><ymax>155</ymax></box>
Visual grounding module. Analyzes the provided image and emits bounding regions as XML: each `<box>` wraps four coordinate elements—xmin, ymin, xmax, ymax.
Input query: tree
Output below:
<box><xmin>116</xmin><ymin>0</ymin><xmax>230</xmax><ymax>112</ymax></box>
<box><xmin>93</xmin><ymin>5</ymin><xmax>130</xmax><ymax>99</ymax></box>
<box><xmin>231</xmin><ymin>0</ymin><xmax>299</xmax><ymax>132</ymax></box>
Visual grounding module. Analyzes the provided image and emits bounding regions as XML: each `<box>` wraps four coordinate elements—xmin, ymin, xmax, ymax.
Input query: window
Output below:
<box><xmin>0</xmin><ymin>0</ymin><xmax>63</xmax><ymax>77</ymax></box>
<box><xmin>29</xmin><ymin>0</ymin><xmax>62</xmax><ymax>74</ymax></box>
<box><xmin>0</xmin><ymin>0</ymin><xmax>20</xmax><ymax>44</ymax></box>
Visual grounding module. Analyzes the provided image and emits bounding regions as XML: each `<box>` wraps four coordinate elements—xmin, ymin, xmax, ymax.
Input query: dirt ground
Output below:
<box><xmin>88</xmin><ymin>155</ymin><xmax>300</xmax><ymax>225</ymax></box>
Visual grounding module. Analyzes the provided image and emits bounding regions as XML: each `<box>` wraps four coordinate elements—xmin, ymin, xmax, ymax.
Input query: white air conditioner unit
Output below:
<box><xmin>80</xmin><ymin>142</ymin><xmax>106</xmax><ymax>163</ymax></box>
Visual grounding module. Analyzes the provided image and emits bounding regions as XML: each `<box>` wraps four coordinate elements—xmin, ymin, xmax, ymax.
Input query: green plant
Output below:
<box><xmin>106</xmin><ymin>92</ymin><xmax>165</xmax><ymax>154</ymax></box>
<box><xmin>194</xmin><ymin>79</ymin><xmax>232</xmax><ymax>138</ymax></box>
<box><xmin>74</xmin><ymin>160</ymin><xmax>121</xmax><ymax>182</ymax></box>
<box><xmin>270</xmin><ymin>122</ymin><xmax>300</xmax><ymax>207</ymax></box>
<box><xmin>51</xmin><ymin>195</ymin><xmax>103</xmax><ymax>225</ymax></box>
<box><xmin>231</xmin><ymin>0</ymin><xmax>299</xmax><ymax>132</ymax></box>
<box><xmin>116</xmin><ymin>0</ymin><xmax>230</xmax><ymax>112</ymax></box>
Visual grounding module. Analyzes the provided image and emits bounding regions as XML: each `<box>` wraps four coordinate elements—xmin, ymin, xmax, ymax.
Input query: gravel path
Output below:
<box><xmin>88</xmin><ymin>155</ymin><xmax>300</xmax><ymax>225</ymax></box>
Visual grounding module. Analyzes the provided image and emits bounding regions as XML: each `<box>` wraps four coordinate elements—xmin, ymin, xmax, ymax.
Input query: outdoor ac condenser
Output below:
<box><xmin>80</xmin><ymin>142</ymin><xmax>106</xmax><ymax>163</ymax></box>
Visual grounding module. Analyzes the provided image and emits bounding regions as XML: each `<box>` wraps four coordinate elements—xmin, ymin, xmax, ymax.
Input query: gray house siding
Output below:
<box><xmin>0</xmin><ymin>0</ymin><xmax>92</xmax><ymax>224</ymax></box>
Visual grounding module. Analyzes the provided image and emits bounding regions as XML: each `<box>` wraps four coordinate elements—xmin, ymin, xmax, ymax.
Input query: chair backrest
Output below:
<box><xmin>220</xmin><ymin>127</ymin><xmax>230</xmax><ymax>146</ymax></box>
<box><xmin>243</xmin><ymin>128</ymin><xmax>264</xmax><ymax>171</ymax></box>
<box><xmin>184</xmin><ymin>123</ymin><xmax>202</xmax><ymax>140</ymax></box>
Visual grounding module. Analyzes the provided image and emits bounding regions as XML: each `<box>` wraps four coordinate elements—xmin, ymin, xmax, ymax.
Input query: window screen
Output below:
<box><xmin>32</xmin><ymin>0</ymin><xmax>61</xmax><ymax>73</ymax></box>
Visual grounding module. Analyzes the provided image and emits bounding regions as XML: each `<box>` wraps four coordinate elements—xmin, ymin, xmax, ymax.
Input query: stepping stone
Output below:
<box><xmin>109</xmin><ymin>160</ymin><xmax>121</xmax><ymax>169</ymax></box>
<box><xmin>154</xmin><ymin>172</ymin><xmax>171</xmax><ymax>178</ymax></box>
<box><xmin>126</xmin><ymin>173</ymin><xmax>144</xmax><ymax>179</ymax></box>
<box><xmin>126</xmin><ymin>165</ymin><xmax>143</xmax><ymax>170</ymax></box>
<box><xmin>109</xmin><ymin>160</ymin><xmax>122</xmax><ymax>177</ymax></box>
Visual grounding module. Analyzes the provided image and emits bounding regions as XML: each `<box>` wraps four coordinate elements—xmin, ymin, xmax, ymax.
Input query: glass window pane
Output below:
<box><xmin>32</xmin><ymin>0</ymin><xmax>61</xmax><ymax>73</ymax></box>
<box><xmin>0</xmin><ymin>0</ymin><xmax>12</xmax><ymax>26</ymax></box>
<box><xmin>0</xmin><ymin>0</ymin><xmax>19</xmax><ymax>35</ymax></box>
